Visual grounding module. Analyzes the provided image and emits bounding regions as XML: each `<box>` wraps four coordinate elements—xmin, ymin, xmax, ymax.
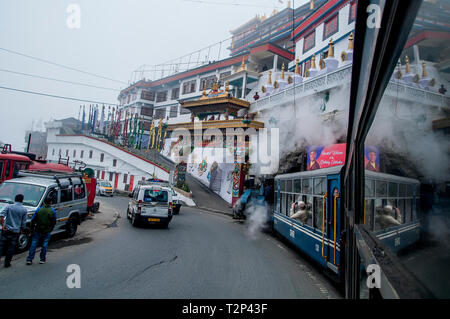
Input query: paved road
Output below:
<box><xmin>0</xmin><ymin>196</ymin><xmax>342</xmax><ymax>299</ymax></box>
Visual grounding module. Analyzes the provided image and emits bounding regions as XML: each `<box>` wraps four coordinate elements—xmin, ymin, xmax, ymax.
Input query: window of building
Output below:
<box><xmin>182</xmin><ymin>80</ymin><xmax>197</xmax><ymax>94</ymax></box>
<box><xmin>89</xmin><ymin>150</ymin><xmax>93</xmax><ymax>159</ymax></box>
<box><xmin>156</xmin><ymin>91</ymin><xmax>168</xmax><ymax>103</ymax></box>
<box><xmin>141</xmin><ymin>105</ymin><xmax>153</xmax><ymax>116</ymax></box>
<box><xmin>73</xmin><ymin>150</ymin><xmax>76</xmax><ymax>158</ymax></box>
<box><xmin>169</xmin><ymin>104</ymin><xmax>178</xmax><ymax>118</ymax></box>
<box><xmin>154</xmin><ymin>108</ymin><xmax>167</xmax><ymax>119</ymax></box>
<box><xmin>58</xmin><ymin>149</ymin><xmax>61</xmax><ymax>157</ymax></box>
<box><xmin>113</xmin><ymin>159</ymin><xmax>117</xmax><ymax>167</ymax></box>
<box><xmin>80</xmin><ymin>150</ymin><xmax>84</xmax><ymax>158</ymax></box>
<box><xmin>52</xmin><ymin>149</ymin><xmax>55</xmax><ymax>156</ymax></box>
<box><xmin>220</xmin><ymin>71</ymin><xmax>231</xmax><ymax>80</ymax></box>
<box><xmin>66</xmin><ymin>150</ymin><xmax>69</xmax><ymax>157</ymax></box>
<box><xmin>200</xmin><ymin>75</ymin><xmax>217</xmax><ymax>91</ymax></box>
<box><xmin>123</xmin><ymin>174</ymin><xmax>128</xmax><ymax>184</ymax></box>
<box><xmin>141</xmin><ymin>90</ymin><xmax>155</xmax><ymax>101</ymax></box>
<box><xmin>143</xmin><ymin>120</ymin><xmax>151</xmax><ymax>131</ymax></box>
<box><xmin>171</xmin><ymin>87</ymin><xmax>180</xmax><ymax>100</ymax></box>
<box><xmin>303</xmin><ymin>31</ymin><xmax>315</xmax><ymax>53</ymax></box>
<box><xmin>100</xmin><ymin>153</ymin><xmax>104</xmax><ymax>162</ymax></box>
<box><xmin>349</xmin><ymin>2</ymin><xmax>357</xmax><ymax>23</ymax></box>
<box><xmin>323</xmin><ymin>14</ymin><xmax>339</xmax><ymax>40</ymax></box>
<box><xmin>109</xmin><ymin>172</ymin><xmax>113</xmax><ymax>182</ymax></box>
<box><xmin>97</xmin><ymin>170</ymin><xmax>100</xmax><ymax>178</ymax></box>
<box><xmin>179</xmin><ymin>104</ymin><xmax>191</xmax><ymax>115</ymax></box>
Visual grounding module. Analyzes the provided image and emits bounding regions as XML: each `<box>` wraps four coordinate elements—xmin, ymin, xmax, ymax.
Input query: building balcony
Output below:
<box><xmin>250</xmin><ymin>63</ymin><xmax>450</xmax><ymax>113</ymax></box>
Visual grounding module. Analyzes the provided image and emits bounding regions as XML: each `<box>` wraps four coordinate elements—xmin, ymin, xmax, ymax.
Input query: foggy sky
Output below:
<box><xmin>0</xmin><ymin>0</ymin><xmax>307</xmax><ymax>151</ymax></box>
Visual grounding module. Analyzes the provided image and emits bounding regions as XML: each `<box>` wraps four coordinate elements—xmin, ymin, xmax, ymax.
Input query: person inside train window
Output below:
<box><xmin>307</xmin><ymin>148</ymin><xmax>320</xmax><ymax>171</ymax></box>
<box><xmin>375</xmin><ymin>204</ymin><xmax>402</xmax><ymax>229</ymax></box>
<box><xmin>365</xmin><ymin>146</ymin><xmax>379</xmax><ymax>172</ymax></box>
<box><xmin>290</xmin><ymin>196</ymin><xmax>312</xmax><ymax>225</ymax></box>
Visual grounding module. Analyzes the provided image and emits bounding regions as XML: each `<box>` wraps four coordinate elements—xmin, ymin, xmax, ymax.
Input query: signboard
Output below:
<box><xmin>306</xmin><ymin>144</ymin><xmax>346</xmax><ymax>170</ymax></box>
<box><xmin>364</xmin><ymin>146</ymin><xmax>380</xmax><ymax>172</ymax></box>
<box><xmin>306</xmin><ymin>144</ymin><xmax>380</xmax><ymax>172</ymax></box>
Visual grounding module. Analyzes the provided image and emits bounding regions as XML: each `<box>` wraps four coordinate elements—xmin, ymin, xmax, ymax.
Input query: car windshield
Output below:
<box><xmin>0</xmin><ymin>182</ymin><xmax>46</xmax><ymax>207</ymax></box>
<box><xmin>101</xmin><ymin>182</ymin><xmax>111</xmax><ymax>187</ymax></box>
<box><xmin>143</xmin><ymin>189</ymin><xmax>168</xmax><ymax>203</ymax></box>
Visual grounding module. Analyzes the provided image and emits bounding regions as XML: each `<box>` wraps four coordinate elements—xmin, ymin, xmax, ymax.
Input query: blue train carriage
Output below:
<box><xmin>273</xmin><ymin>165</ymin><xmax>421</xmax><ymax>281</ymax></box>
<box><xmin>364</xmin><ymin>170</ymin><xmax>421</xmax><ymax>253</ymax></box>
<box><xmin>274</xmin><ymin>166</ymin><xmax>344</xmax><ymax>279</ymax></box>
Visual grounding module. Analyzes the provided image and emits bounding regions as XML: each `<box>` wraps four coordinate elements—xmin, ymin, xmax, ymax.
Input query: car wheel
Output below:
<box><xmin>131</xmin><ymin>214</ymin><xmax>138</xmax><ymax>227</ymax></box>
<box><xmin>66</xmin><ymin>216</ymin><xmax>78</xmax><ymax>238</ymax></box>
<box><xmin>162</xmin><ymin>222</ymin><xmax>169</xmax><ymax>229</ymax></box>
<box><xmin>16</xmin><ymin>231</ymin><xmax>31</xmax><ymax>252</ymax></box>
<box><xmin>126</xmin><ymin>207</ymin><xmax>131</xmax><ymax>220</ymax></box>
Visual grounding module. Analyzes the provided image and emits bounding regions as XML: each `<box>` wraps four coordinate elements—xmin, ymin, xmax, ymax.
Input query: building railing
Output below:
<box><xmin>250</xmin><ymin>63</ymin><xmax>450</xmax><ymax>112</ymax></box>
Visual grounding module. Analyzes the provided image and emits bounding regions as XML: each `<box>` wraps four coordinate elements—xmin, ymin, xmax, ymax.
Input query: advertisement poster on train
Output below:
<box><xmin>364</xmin><ymin>146</ymin><xmax>380</xmax><ymax>172</ymax></box>
<box><xmin>306</xmin><ymin>144</ymin><xmax>346</xmax><ymax>170</ymax></box>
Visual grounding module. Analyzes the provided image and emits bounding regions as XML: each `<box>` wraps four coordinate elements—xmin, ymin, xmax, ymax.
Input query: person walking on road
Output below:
<box><xmin>26</xmin><ymin>197</ymin><xmax>56</xmax><ymax>265</ymax></box>
<box><xmin>0</xmin><ymin>194</ymin><xmax>28</xmax><ymax>268</ymax></box>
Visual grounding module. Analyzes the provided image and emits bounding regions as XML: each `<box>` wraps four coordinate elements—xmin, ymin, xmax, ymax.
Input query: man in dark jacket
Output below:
<box><xmin>0</xmin><ymin>194</ymin><xmax>28</xmax><ymax>268</ymax></box>
<box><xmin>26</xmin><ymin>197</ymin><xmax>56</xmax><ymax>265</ymax></box>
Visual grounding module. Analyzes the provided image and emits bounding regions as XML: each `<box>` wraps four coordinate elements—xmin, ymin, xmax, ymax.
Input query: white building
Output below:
<box><xmin>45</xmin><ymin>120</ymin><xmax>170</xmax><ymax>191</ymax></box>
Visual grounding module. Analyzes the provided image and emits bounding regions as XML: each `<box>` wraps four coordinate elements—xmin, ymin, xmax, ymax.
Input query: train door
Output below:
<box><xmin>325</xmin><ymin>176</ymin><xmax>341</xmax><ymax>274</ymax></box>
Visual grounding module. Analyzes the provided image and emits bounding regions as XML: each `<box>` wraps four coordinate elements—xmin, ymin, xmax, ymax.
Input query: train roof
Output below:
<box><xmin>275</xmin><ymin>165</ymin><xmax>343</xmax><ymax>180</ymax></box>
<box><xmin>275</xmin><ymin>165</ymin><xmax>420</xmax><ymax>184</ymax></box>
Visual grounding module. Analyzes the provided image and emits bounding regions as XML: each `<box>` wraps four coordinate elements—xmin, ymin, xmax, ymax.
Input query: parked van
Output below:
<box><xmin>127</xmin><ymin>183</ymin><xmax>173</xmax><ymax>228</ymax></box>
<box><xmin>0</xmin><ymin>171</ymin><xmax>87</xmax><ymax>251</ymax></box>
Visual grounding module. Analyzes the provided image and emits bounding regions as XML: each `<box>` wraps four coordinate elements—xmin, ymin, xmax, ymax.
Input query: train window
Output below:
<box><xmin>376</xmin><ymin>181</ymin><xmax>387</xmax><ymax>197</ymax></box>
<box><xmin>360</xmin><ymin>1</ymin><xmax>450</xmax><ymax>297</ymax></box>
<box><xmin>388</xmin><ymin>182</ymin><xmax>398</xmax><ymax>197</ymax></box>
<box><xmin>365</xmin><ymin>179</ymin><xmax>375</xmax><ymax>197</ymax></box>
<box><xmin>0</xmin><ymin>161</ymin><xmax>3</xmax><ymax>179</ymax></box>
<box><xmin>286</xmin><ymin>180</ymin><xmax>293</xmax><ymax>193</ymax></box>
<box><xmin>280</xmin><ymin>180</ymin><xmax>286</xmax><ymax>192</ymax></box>
<box><xmin>313</xmin><ymin>178</ymin><xmax>326</xmax><ymax>195</ymax></box>
<box><xmin>287</xmin><ymin>194</ymin><xmax>294</xmax><ymax>216</ymax></box>
<box><xmin>313</xmin><ymin>196</ymin><xmax>324</xmax><ymax>233</ymax></box>
<box><xmin>280</xmin><ymin>193</ymin><xmax>287</xmax><ymax>215</ymax></box>
<box><xmin>302</xmin><ymin>178</ymin><xmax>311</xmax><ymax>194</ymax></box>
<box><xmin>365</xmin><ymin>199</ymin><xmax>375</xmax><ymax>231</ymax></box>
<box><xmin>294</xmin><ymin>179</ymin><xmax>301</xmax><ymax>193</ymax></box>
<box><xmin>405</xmin><ymin>199</ymin><xmax>412</xmax><ymax>223</ymax></box>
<box><xmin>407</xmin><ymin>184</ymin><xmax>413</xmax><ymax>197</ymax></box>
<box><xmin>374</xmin><ymin>199</ymin><xmax>383</xmax><ymax>231</ymax></box>
<box><xmin>302</xmin><ymin>195</ymin><xmax>313</xmax><ymax>227</ymax></box>
<box><xmin>399</xmin><ymin>183</ymin><xmax>406</xmax><ymax>197</ymax></box>
<box><xmin>398</xmin><ymin>199</ymin><xmax>406</xmax><ymax>223</ymax></box>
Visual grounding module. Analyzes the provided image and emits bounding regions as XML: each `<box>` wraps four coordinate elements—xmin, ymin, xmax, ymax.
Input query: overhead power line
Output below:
<box><xmin>0</xmin><ymin>68</ymin><xmax>120</xmax><ymax>92</ymax></box>
<box><xmin>0</xmin><ymin>47</ymin><xmax>127</xmax><ymax>85</ymax></box>
<box><xmin>0</xmin><ymin>85</ymin><xmax>118</xmax><ymax>105</ymax></box>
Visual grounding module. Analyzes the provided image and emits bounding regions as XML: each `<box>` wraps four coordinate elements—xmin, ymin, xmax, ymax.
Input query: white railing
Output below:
<box><xmin>250</xmin><ymin>63</ymin><xmax>450</xmax><ymax>112</ymax></box>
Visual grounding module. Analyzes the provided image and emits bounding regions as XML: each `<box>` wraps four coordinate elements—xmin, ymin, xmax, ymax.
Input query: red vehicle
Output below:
<box><xmin>0</xmin><ymin>153</ymin><xmax>32</xmax><ymax>184</ymax></box>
